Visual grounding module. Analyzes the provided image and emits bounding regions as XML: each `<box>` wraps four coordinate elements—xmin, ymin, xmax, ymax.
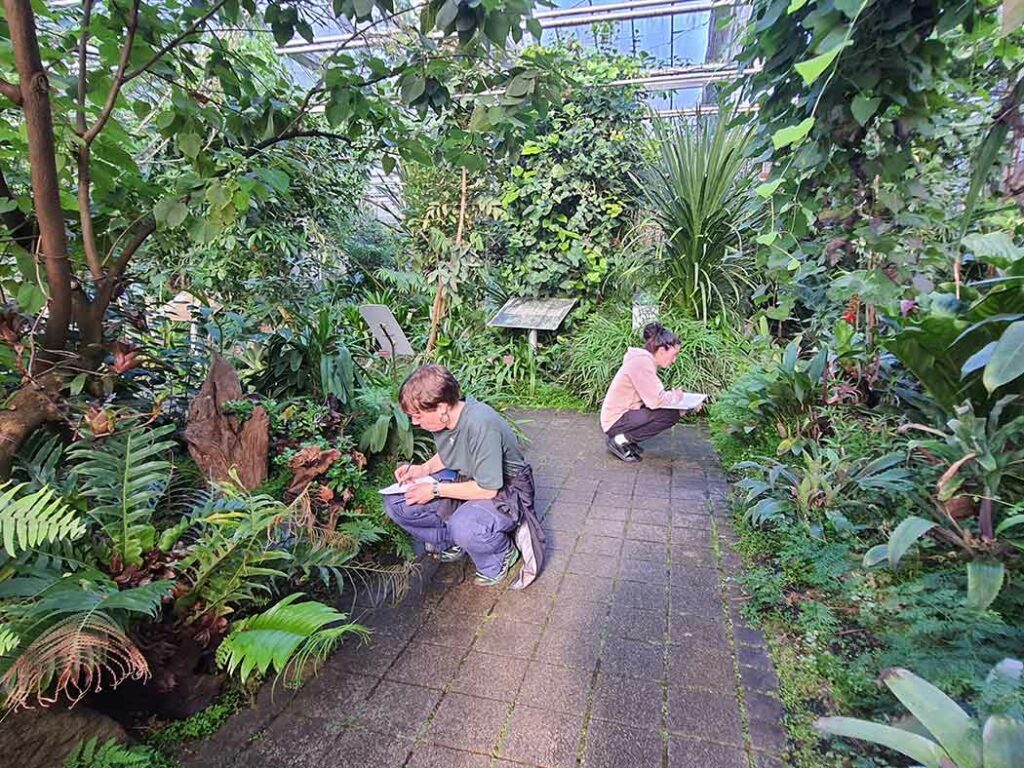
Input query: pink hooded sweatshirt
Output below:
<box><xmin>600</xmin><ymin>347</ymin><xmax>679</xmax><ymax>432</ymax></box>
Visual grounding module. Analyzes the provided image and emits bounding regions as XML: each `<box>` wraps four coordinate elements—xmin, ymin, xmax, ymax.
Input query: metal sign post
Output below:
<box><xmin>488</xmin><ymin>297</ymin><xmax>577</xmax><ymax>350</ymax></box>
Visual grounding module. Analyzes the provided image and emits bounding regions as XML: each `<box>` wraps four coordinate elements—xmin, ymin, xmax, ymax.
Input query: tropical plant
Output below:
<box><xmin>64</xmin><ymin>737</ymin><xmax>171</xmax><ymax>768</ymax></box>
<box><xmin>0</xmin><ymin>481</ymin><xmax>84</xmax><ymax>556</ymax></box>
<box><xmin>638</xmin><ymin>107</ymin><xmax>757</xmax><ymax>321</ymax></box>
<box><xmin>816</xmin><ymin>659</ymin><xmax>1024</xmax><ymax>768</ymax></box>
<box><xmin>862</xmin><ymin>397</ymin><xmax>1024</xmax><ymax>610</ymax></box>
<box><xmin>736</xmin><ymin>444</ymin><xmax>914</xmax><ymax>532</ymax></box>
<box><xmin>215</xmin><ymin>592</ymin><xmax>367</xmax><ymax>685</ymax></box>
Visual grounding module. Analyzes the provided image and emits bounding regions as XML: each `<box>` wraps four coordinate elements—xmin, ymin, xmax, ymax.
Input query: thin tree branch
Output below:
<box><xmin>0</xmin><ymin>78</ymin><xmax>22</xmax><ymax>105</ymax></box>
<box><xmin>123</xmin><ymin>0</ymin><xmax>228</xmax><ymax>84</ymax></box>
<box><xmin>76</xmin><ymin>0</ymin><xmax>103</xmax><ymax>281</ymax></box>
<box><xmin>110</xmin><ymin>216</ymin><xmax>155</xmax><ymax>279</ymax></box>
<box><xmin>83</xmin><ymin>0</ymin><xmax>140</xmax><ymax>144</ymax></box>
<box><xmin>76</xmin><ymin>0</ymin><xmax>93</xmax><ymax>136</ymax></box>
<box><xmin>243</xmin><ymin>129</ymin><xmax>352</xmax><ymax>156</ymax></box>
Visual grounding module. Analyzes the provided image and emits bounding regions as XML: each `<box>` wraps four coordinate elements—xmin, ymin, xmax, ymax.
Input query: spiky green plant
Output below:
<box><xmin>638</xmin><ymin>107</ymin><xmax>756</xmax><ymax>321</ymax></box>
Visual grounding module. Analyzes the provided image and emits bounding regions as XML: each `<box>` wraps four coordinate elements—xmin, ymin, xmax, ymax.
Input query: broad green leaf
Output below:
<box><xmin>961</xmin><ymin>341</ymin><xmax>996</xmax><ymax>379</ymax></box>
<box><xmin>851</xmin><ymin>94</ymin><xmax>881</xmax><ymax>126</ymax></box>
<box><xmin>435</xmin><ymin>0</ymin><xmax>458</xmax><ymax>30</ymax></box>
<box><xmin>154</xmin><ymin>197</ymin><xmax>187</xmax><ymax>228</ymax></box>
<box><xmin>787</xmin><ymin>0</ymin><xmax>809</xmax><ymax>12</ymax></box>
<box><xmin>995</xmin><ymin>514</ymin><xmax>1024</xmax><ymax>535</ymax></box>
<box><xmin>772</xmin><ymin>117</ymin><xmax>815</xmax><ymax>149</ymax></box>
<box><xmin>815</xmin><ymin>716</ymin><xmax>950</xmax><ymax>767</ymax></box>
<box><xmin>863</xmin><ymin>543</ymin><xmax>888</xmax><ymax>567</ymax></box>
<box><xmin>966</xmin><ymin>560</ymin><xmax>1004</xmax><ymax>611</ymax></box>
<box><xmin>400</xmin><ymin>74</ymin><xmax>425</xmax><ymax>104</ymax></box>
<box><xmin>756</xmin><ymin>179</ymin><xmax>783</xmax><ymax>197</ymax></box>
<box><xmin>835</xmin><ymin>0</ymin><xmax>868</xmax><ymax>17</ymax></box>
<box><xmin>983</xmin><ymin>715</ymin><xmax>1024</xmax><ymax>768</ymax></box>
<box><xmin>886</xmin><ymin>516</ymin><xmax>935</xmax><ymax>569</ymax></box>
<box><xmin>795</xmin><ymin>44</ymin><xmax>846</xmax><ymax>86</ymax></box>
<box><xmin>505</xmin><ymin>72</ymin><xmax>534</xmax><ymax>99</ymax></box>
<box><xmin>883</xmin><ymin>668</ymin><xmax>982</xmax><ymax>768</ymax></box>
<box><xmin>15</xmin><ymin>283</ymin><xmax>45</xmax><ymax>314</ymax></box>
<box><xmin>983</xmin><ymin>321</ymin><xmax>1024</xmax><ymax>392</ymax></box>
<box><xmin>177</xmin><ymin>133</ymin><xmax>201</xmax><ymax>159</ymax></box>
<box><xmin>756</xmin><ymin>231</ymin><xmax>778</xmax><ymax>246</ymax></box>
<box><xmin>469</xmin><ymin>103</ymin><xmax>490</xmax><ymax>132</ymax></box>
<box><xmin>962</xmin><ymin>232</ymin><xmax>1024</xmax><ymax>266</ymax></box>
<box><xmin>381</xmin><ymin>154</ymin><xmax>396</xmax><ymax>175</ymax></box>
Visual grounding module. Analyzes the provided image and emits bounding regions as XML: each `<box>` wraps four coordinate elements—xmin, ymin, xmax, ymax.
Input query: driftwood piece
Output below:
<box><xmin>184</xmin><ymin>355</ymin><xmax>268</xmax><ymax>489</ymax></box>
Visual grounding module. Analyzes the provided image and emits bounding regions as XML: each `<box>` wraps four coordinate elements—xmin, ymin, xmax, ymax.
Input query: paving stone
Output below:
<box><xmin>576</xmin><ymin>534</ymin><xmax>623</xmax><ymax>557</ymax></box>
<box><xmin>591</xmin><ymin>673</ymin><xmax>664</xmax><ymax>729</ymax></box>
<box><xmin>670</xmin><ymin>588</ymin><xmax>724</xmax><ymax>618</ymax></box>
<box><xmin>588</xmin><ymin>504</ymin><xmax>630</xmax><ymax>522</ymax></box>
<box><xmin>754</xmin><ymin>752</ymin><xmax>788</xmax><ymax>768</ymax></box>
<box><xmin>474</xmin><ymin>617</ymin><xmax>543</xmax><ymax>659</ymax></box>
<box><xmin>621</xmin><ymin>538</ymin><xmax>667</xmax><ymax>562</ymax></box>
<box><xmin>749</xmin><ymin>716</ymin><xmax>788</xmax><ymax>753</ymax></box>
<box><xmin>582</xmin><ymin>720</ymin><xmax>663</xmax><ymax>768</ymax></box>
<box><xmin>672</xmin><ymin>513</ymin><xmax>712</xmax><ymax>530</ymax></box>
<box><xmin>359</xmin><ymin>680</ymin><xmax>441</xmax><ymax>737</ymax></box>
<box><xmin>425</xmin><ymin>692</ymin><xmax>508</xmax><ymax>754</ymax></box>
<box><xmin>626</xmin><ymin>522</ymin><xmax>669</xmax><ymax>542</ymax></box>
<box><xmin>407</xmin><ymin>745</ymin><xmax>492</xmax><ymax>767</ymax></box>
<box><xmin>741</xmin><ymin>664</ymin><xmax>780</xmax><ymax>693</ymax></box>
<box><xmin>614</xmin><ymin>580</ymin><xmax>668</xmax><ymax>612</ymax></box>
<box><xmin>412</xmin><ymin>609</ymin><xmax>484</xmax><ymax>648</ymax></box>
<box><xmin>490</xmin><ymin>589</ymin><xmax>555</xmax><ymax>625</ymax></box>
<box><xmin>667</xmin><ymin>644</ymin><xmax>735</xmax><ymax>691</ymax></box>
<box><xmin>585</xmin><ymin>517</ymin><xmax>627</xmax><ymax>537</ymax></box>
<box><xmin>337</xmin><ymin>634</ymin><xmax>407</xmax><ymax>677</ymax></box>
<box><xmin>547</xmin><ymin>599</ymin><xmax>607</xmax><ymax>636</ymax></box>
<box><xmin>385</xmin><ymin>641</ymin><xmax>462</xmax><ymax>688</ymax></box>
<box><xmin>601</xmin><ymin>637</ymin><xmax>665</xmax><ymax>681</ymax></box>
<box><xmin>607</xmin><ymin>604</ymin><xmax>666</xmax><ymax>642</ymax></box>
<box><xmin>361</xmin><ymin>604</ymin><xmax>426</xmax><ymax>641</ymax></box>
<box><xmin>667</xmin><ymin>689</ymin><xmax>742</xmax><ymax>744</ymax></box>
<box><xmin>738</xmin><ymin>644</ymin><xmax>774</xmax><ymax>669</ymax></box>
<box><xmin>331</xmin><ymin>727</ymin><xmax>414</xmax><ymax>767</ymax></box>
<box><xmin>569</xmin><ymin>552</ymin><xmax>621</xmax><ymax>578</ymax></box>
<box><xmin>440</xmin><ymin>585</ymin><xmax>501</xmax><ymax>617</ymax></box>
<box><xmin>536</xmin><ymin>627</ymin><xmax>602</xmax><ymax>671</ymax></box>
<box><xmin>671</xmin><ymin>499</ymin><xmax>708</xmax><ymax>515</ymax></box>
<box><xmin>594</xmin><ymin>492</ymin><xmax>633</xmax><ymax>510</ymax></box>
<box><xmin>242</xmin><ymin>722</ymin><xmax>337</xmax><ymax>768</ymax></box>
<box><xmin>668</xmin><ymin>613</ymin><xmax>727</xmax><ymax>649</ymax></box>
<box><xmin>630</xmin><ymin>494</ymin><xmax>672</xmax><ymax>512</ymax></box>
<box><xmin>517</xmin><ymin>660</ymin><xmax>592</xmax><ymax>715</ymax></box>
<box><xmin>668</xmin><ymin>737</ymin><xmax>748</xmax><ymax>768</ymax></box>
<box><xmin>559</xmin><ymin>573</ymin><xmax>616</xmax><ymax>604</ymax></box>
<box><xmin>450</xmin><ymin>651</ymin><xmax>528</xmax><ymax>702</ymax></box>
<box><xmin>619</xmin><ymin>557</ymin><xmax>669</xmax><ymax>585</ymax></box>
<box><xmin>745</xmin><ymin>691</ymin><xmax>784</xmax><ymax>722</ymax></box>
<box><xmin>291</xmin><ymin>666</ymin><xmax>376</xmax><ymax>714</ymax></box>
<box><xmin>670</xmin><ymin>541</ymin><xmax>715</xmax><ymax>564</ymax></box>
<box><xmin>500</xmin><ymin>705</ymin><xmax>583</xmax><ymax>768</ymax></box>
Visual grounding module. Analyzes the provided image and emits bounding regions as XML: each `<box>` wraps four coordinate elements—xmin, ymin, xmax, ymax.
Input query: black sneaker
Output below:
<box><xmin>438</xmin><ymin>545</ymin><xmax>465</xmax><ymax>562</ymax></box>
<box><xmin>628</xmin><ymin>441</ymin><xmax>644</xmax><ymax>455</ymax></box>
<box><xmin>606</xmin><ymin>435</ymin><xmax>641</xmax><ymax>463</ymax></box>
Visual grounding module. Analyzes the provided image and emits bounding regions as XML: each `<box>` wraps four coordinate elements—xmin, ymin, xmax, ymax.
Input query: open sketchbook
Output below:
<box><xmin>664</xmin><ymin>392</ymin><xmax>709</xmax><ymax>411</ymax></box>
<box><xmin>378</xmin><ymin>476</ymin><xmax>433</xmax><ymax>495</ymax></box>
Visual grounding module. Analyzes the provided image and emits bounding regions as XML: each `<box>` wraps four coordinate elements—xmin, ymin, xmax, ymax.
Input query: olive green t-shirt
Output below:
<box><xmin>434</xmin><ymin>397</ymin><xmax>527</xmax><ymax>491</ymax></box>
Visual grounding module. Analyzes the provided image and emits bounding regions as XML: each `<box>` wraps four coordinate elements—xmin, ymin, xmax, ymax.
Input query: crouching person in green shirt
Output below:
<box><xmin>383</xmin><ymin>365</ymin><xmax>546</xmax><ymax>588</ymax></box>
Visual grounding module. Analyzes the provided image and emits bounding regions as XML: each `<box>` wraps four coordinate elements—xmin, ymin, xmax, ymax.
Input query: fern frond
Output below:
<box><xmin>2</xmin><ymin>612</ymin><xmax>149</xmax><ymax>710</ymax></box>
<box><xmin>215</xmin><ymin>593</ymin><xmax>366</xmax><ymax>684</ymax></box>
<box><xmin>0</xmin><ymin>624</ymin><xmax>19</xmax><ymax>655</ymax></box>
<box><xmin>64</xmin><ymin>737</ymin><xmax>158</xmax><ymax>768</ymax></box>
<box><xmin>0</xmin><ymin>482</ymin><xmax>85</xmax><ymax>557</ymax></box>
<box><xmin>14</xmin><ymin>432</ymin><xmax>66</xmax><ymax>493</ymax></box>
<box><xmin>70</xmin><ymin>424</ymin><xmax>177</xmax><ymax>566</ymax></box>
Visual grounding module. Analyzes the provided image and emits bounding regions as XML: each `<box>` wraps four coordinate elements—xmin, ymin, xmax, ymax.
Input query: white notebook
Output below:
<box><xmin>664</xmin><ymin>392</ymin><xmax>708</xmax><ymax>411</ymax></box>
<box><xmin>378</xmin><ymin>476</ymin><xmax>433</xmax><ymax>495</ymax></box>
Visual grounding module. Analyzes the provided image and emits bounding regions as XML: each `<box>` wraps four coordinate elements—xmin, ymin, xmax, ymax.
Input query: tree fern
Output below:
<box><xmin>215</xmin><ymin>593</ymin><xmax>366</xmax><ymax>684</ymax></box>
<box><xmin>69</xmin><ymin>424</ymin><xmax>176</xmax><ymax>567</ymax></box>
<box><xmin>0</xmin><ymin>482</ymin><xmax>85</xmax><ymax>557</ymax></box>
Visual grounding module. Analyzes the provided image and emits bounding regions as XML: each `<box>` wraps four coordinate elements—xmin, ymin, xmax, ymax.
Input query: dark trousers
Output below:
<box><xmin>606</xmin><ymin>407</ymin><xmax>681</xmax><ymax>443</ymax></box>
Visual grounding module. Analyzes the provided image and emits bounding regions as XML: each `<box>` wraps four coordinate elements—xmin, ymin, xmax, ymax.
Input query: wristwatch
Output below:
<box><xmin>431</xmin><ymin>479</ymin><xmax>440</xmax><ymax>499</ymax></box>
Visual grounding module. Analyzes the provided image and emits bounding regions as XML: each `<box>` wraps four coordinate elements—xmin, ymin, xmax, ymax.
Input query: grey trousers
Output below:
<box><xmin>606</xmin><ymin>407</ymin><xmax>681</xmax><ymax>443</ymax></box>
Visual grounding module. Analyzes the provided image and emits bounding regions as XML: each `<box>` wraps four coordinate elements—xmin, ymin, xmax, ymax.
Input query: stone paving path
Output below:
<box><xmin>183</xmin><ymin>411</ymin><xmax>786</xmax><ymax>768</ymax></box>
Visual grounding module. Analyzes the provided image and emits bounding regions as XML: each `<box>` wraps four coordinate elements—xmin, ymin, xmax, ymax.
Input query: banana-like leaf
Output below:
<box><xmin>982</xmin><ymin>715</ymin><xmax>1024</xmax><ymax>768</ymax></box>
<box><xmin>882</xmin><ymin>668</ymin><xmax>982</xmax><ymax>768</ymax></box>
<box><xmin>815</xmin><ymin>716</ymin><xmax>952</xmax><ymax>767</ymax></box>
<box><xmin>885</xmin><ymin>516</ymin><xmax>936</xmax><ymax>569</ymax></box>
<box><xmin>863</xmin><ymin>543</ymin><xmax>889</xmax><ymax>567</ymax></box>
<box><xmin>966</xmin><ymin>560</ymin><xmax>1004</xmax><ymax>611</ymax></box>
<box><xmin>995</xmin><ymin>514</ymin><xmax>1024</xmax><ymax>536</ymax></box>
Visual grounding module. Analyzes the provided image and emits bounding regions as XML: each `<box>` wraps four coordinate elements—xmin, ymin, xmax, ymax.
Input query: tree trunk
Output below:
<box><xmin>4</xmin><ymin>0</ymin><xmax>72</xmax><ymax>358</ymax></box>
<box><xmin>426</xmin><ymin>167</ymin><xmax>468</xmax><ymax>354</ymax></box>
<box><xmin>0</xmin><ymin>374</ymin><xmax>63</xmax><ymax>477</ymax></box>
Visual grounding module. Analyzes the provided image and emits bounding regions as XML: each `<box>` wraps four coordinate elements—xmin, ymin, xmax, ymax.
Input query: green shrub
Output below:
<box><xmin>561</xmin><ymin>307</ymin><xmax>748</xmax><ymax>407</ymax></box>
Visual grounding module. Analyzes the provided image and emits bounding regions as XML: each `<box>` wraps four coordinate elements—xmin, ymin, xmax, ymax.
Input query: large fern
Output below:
<box><xmin>0</xmin><ymin>481</ymin><xmax>85</xmax><ymax>557</ymax></box>
<box><xmin>0</xmin><ymin>573</ymin><xmax>171</xmax><ymax>709</ymax></box>
<box><xmin>215</xmin><ymin>593</ymin><xmax>366</xmax><ymax>684</ymax></box>
<box><xmin>69</xmin><ymin>424</ymin><xmax>176</xmax><ymax>566</ymax></box>
<box><xmin>64</xmin><ymin>737</ymin><xmax>167</xmax><ymax>768</ymax></box>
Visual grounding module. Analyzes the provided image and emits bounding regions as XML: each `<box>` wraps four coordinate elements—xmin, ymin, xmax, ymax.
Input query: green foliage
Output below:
<box><xmin>215</xmin><ymin>593</ymin><xmax>366</xmax><ymax>684</ymax></box>
<box><xmin>0</xmin><ymin>481</ymin><xmax>84</xmax><ymax>556</ymax></box>
<box><xmin>144</xmin><ymin>687</ymin><xmax>246</xmax><ymax>754</ymax></box>
<box><xmin>817</xmin><ymin>659</ymin><xmax>1024</xmax><ymax>768</ymax></box>
<box><xmin>638</xmin><ymin>108</ymin><xmax>757</xmax><ymax>321</ymax></box>
<box><xmin>561</xmin><ymin>307</ymin><xmax>747</xmax><ymax>407</ymax></box>
<box><xmin>65</xmin><ymin>738</ymin><xmax>175</xmax><ymax>768</ymax></box>
<box><xmin>496</xmin><ymin>45</ymin><xmax>647</xmax><ymax>302</ymax></box>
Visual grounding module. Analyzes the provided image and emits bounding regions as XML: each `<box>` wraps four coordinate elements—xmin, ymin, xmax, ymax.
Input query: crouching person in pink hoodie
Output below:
<box><xmin>599</xmin><ymin>323</ymin><xmax>690</xmax><ymax>462</ymax></box>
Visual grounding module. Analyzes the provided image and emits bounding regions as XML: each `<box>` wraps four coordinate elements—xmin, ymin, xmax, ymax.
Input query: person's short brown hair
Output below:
<box><xmin>399</xmin><ymin>364</ymin><xmax>461</xmax><ymax>413</ymax></box>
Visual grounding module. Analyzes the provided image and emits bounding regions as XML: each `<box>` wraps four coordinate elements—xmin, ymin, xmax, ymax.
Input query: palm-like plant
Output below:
<box><xmin>638</xmin><ymin>106</ymin><xmax>756</xmax><ymax>321</ymax></box>
<box><xmin>816</xmin><ymin>660</ymin><xmax>1024</xmax><ymax>767</ymax></box>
